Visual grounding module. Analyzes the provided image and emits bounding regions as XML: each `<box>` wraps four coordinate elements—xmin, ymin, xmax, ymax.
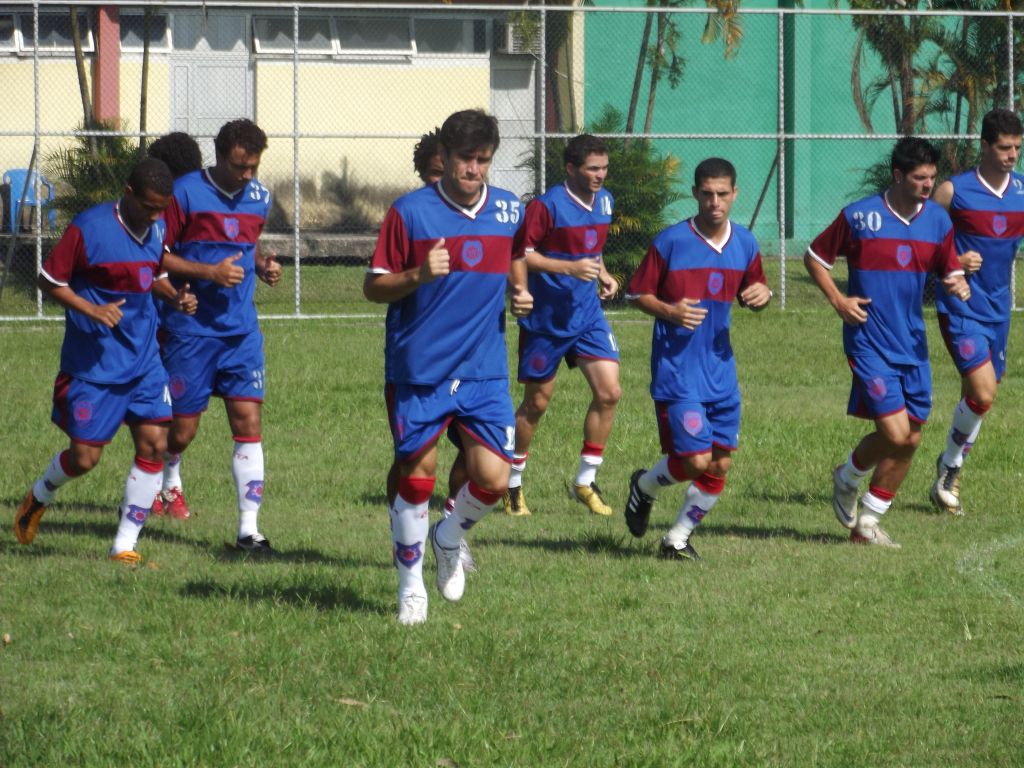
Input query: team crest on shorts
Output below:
<box><xmin>993</xmin><ymin>214</ymin><xmax>1008</xmax><ymax>236</ymax></box>
<box><xmin>707</xmin><ymin>272</ymin><xmax>724</xmax><ymax>296</ymax></box>
<box><xmin>169</xmin><ymin>375</ymin><xmax>187</xmax><ymax>399</ymax></box>
<box><xmin>138</xmin><ymin>266</ymin><xmax>153</xmax><ymax>291</ymax></box>
<box><xmin>682</xmin><ymin>410</ymin><xmax>704</xmax><ymax>437</ymax></box>
<box><xmin>125</xmin><ymin>504</ymin><xmax>148</xmax><ymax>525</ymax></box>
<box><xmin>529</xmin><ymin>353</ymin><xmax>548</xmax><ymax>373</ymax></box>
<box><xmin>73</xmin><ymin>400</ymin><xmax>93</xmax><ymax>424</ymax></box>
<box><xmin>896</xmin><ymin>245</ymin><xmax>912</xmax><ymax>268</ymax></box>
<box><xmin>584</xmin><ymin>229</ymin><xmax>599</xmax><ymax>251</ymax></box>
<box><xmin>958</xmin><ymin>338</ymin><xmax>977</xmax><ymax>360</ymax></box>
<box><xmin>867</xmin><ymin>377</ymin><xmax>887</xmax><ymax>401</ymax></box>
<box><xmin>462</xmin><ymin>240</ymin><xmax>484</xmax><ymax>268</ymax></box>
<box><xmin>245</xmin><ymin>480</ymin><xmax>264</xmax><ymax>504</ymax></box>
<box><xmin>224</xmin><ymin>217</ymin><xmax>240</xmax><ymax>240</ymax></box>
<box><xmin>394</xmin><ymin>540</ymin><xmax>423</xmax><ymax>569</ymax></box>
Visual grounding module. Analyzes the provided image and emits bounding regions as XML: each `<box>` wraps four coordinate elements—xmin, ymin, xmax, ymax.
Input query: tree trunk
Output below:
<box><xmin>643</xmin><ymin>10</ymin><xmax>668</xmax><ymax>134</ymax></box>
<box><xmin>139</xmin><ymin>8</ymin><xmax>151</xmax><ymax>150</ymax></box>
<box><xmin>625</xmin><ymin>8</ymin><xmax>655</xmax><ymax>139</ymax></box>
<box><xmin>69</xmin><ymin>7</ymin><xmax>97</xmax><ymax>154</ymax></box>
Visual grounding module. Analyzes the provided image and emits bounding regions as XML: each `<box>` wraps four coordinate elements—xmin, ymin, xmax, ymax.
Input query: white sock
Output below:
<box><xmin>436</xmin><ymin>483</ymin><xmax>498</xmax><ymax>549</ymax></box>
<box><xmin>639</xmin><ymin>456</ymin><xmax>679</xmax><ymax>498</ymax></box>
<box><xmin>508</xmin><ymin>453</ymin><xmax>527</xmax><ymax>489</ymax></box>
<box><xmin>112</xmin><ymin>461</ymin><xmax>162</xmax><ymax>554</ymax></box>
<box><xmin>233</xmin><ymin>440</ymin><xmax>264</xmax><ymax>539</ymax></box>
<box><xmin>33</xmin><ymin>451</ymin><xmax>75</xmax><ymax>504</ymax></box>
<box><xmin>575</xmin><ymin>453</ymin><xmax>603</xmax><ymax>487</ymax></box>
<box><xmin>162</xmin><ymin>452</ymin><xmax>183</xmax><ymax>493</ymax></box>
<box><xmin>942</xmin><ymin>399</ymin><xmax>986</xmax><ymax>468</ymax></box>
<box><xmin>664</xmin><ymin>481</ymin><xmax>721</xmax><ymax>547</ymax></box>
<box><xmin>857</xmin><ymin>490</ymin><xmax>892</xmax><ymax>534</ymax></box>
<box><xmin>442</xmin><ymin>497</ymin><xmax>456</xmax><ymax>519</ymax></box>
<box><xmin>839</xmin><ymin>451</ymin><xmax>871</xmax><ymax>488</ymax></box>
<box><xmin>392</xmin><ymin>493</ymin><xmax>430</xmax><ymax>600</ymax></box>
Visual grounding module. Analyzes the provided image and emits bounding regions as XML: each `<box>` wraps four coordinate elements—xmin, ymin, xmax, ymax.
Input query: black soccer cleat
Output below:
<box><xmin>659</xmin><ymin>540</ymin><xmax>701</xmax><ymax>562</ymax></box>
<box><xmin>230</xmin><ymin>533</ymin><xmax>275</xmax><ymax>555</ymax></box>
<box><xmin>624</xmin><ymin>469</ymin><xmax>654</xmax><ymax>538</ymax></box>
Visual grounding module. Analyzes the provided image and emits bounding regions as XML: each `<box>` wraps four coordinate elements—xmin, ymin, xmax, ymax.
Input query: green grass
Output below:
<box><xmin>1</xmin><ymin>306</ymin><xmax>1023</xmax><ymax>766</ymax></box>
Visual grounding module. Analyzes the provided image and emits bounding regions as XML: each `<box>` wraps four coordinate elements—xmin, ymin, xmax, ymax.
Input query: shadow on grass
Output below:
<box><xmin>181</xmin><ymin>578</ymin><xmax>386</xmax><ymax>615</ymax></box>
<box><xmin>482</xmin><ymin>530</ymin><xmax>657</xmax><ymax>559</ymax></box>
<box><xmin>213</xmin><ymin>545</ymin><xmax>384</xmax><ymax>568</ymax></box>
<box><xmin>699</xmin><ymin>523</ymin><xmax>849</xmax><ymax>545</ymax></box>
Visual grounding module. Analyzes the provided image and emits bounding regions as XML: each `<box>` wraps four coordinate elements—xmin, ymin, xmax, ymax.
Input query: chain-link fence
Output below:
<box><xmin>1</xmin><ymin>1</ymin><xmax>1022</xmax><ymax>319</ymax></box>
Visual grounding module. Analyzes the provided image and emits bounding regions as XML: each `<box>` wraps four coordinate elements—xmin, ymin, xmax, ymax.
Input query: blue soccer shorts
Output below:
<box><xmin>386</xmin><ymin>378</ymin><xmax>515</xmax><ymax>463</ymax></box>
<box><xmin>161</xmin><ymin>329</ymin><xmax>265</xmax><ymax>416</ymax></box>
<box><xmin>655</xmin><ymin>391</ymin><xmax>741</xmax><ymax>457</ymax></box>
<box><xmin>51</xmin><ymin>366</ymin><xmax>171</xmax><ymax>445</ymax></box>
<box><xmin>517</xmin><ymin>319</ymin><xmax>620</xmax><ymax>383</ymax></box>
<box><xmin>938</xmin><ymin>312</ymin><xmax>1009</xmax><ymax>383</ymax></box>
<box><xmin>847</xmin><ymin>353</ymin><xmax>931</xmax><ymax>424</ymax></box>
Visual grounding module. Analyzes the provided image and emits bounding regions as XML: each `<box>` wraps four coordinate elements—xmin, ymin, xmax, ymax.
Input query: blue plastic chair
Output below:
<box><xmin>4</xmin><ymin>169</ymin><xmax>57</xmax><ymax>233</ymax></box>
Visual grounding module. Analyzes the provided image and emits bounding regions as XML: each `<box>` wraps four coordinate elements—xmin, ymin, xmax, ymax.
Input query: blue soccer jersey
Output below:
<box><xmin>627</xmin><ymin>219</ymin><xmax>767</xmax><ymax>402</ymax></box>
<box><xmin>808</xmin><ymin>193</ymin><xmax>961</xmax><ymax>366</ymax></box>
<box><xmin>371</xmin><ymin>182</ymin><xmax>526</xmax><ymax>386</ymax></box>
<box><xmin>518</xmin><ymin>183</ymin><xmax>613</xmax><ymax>337</ymax></box>
<box><xmin>935</xmin><ymin>169</ymin><xmax>1024</xmax><ymax>323</ymax></box>
<box><xmin>160</xmin><ymin>169</ymin><xmax>271</xmax><ymax>337</ymax></box>
<box><xmin>41</xmin><ymin>202</ymin><xmax>165</xmax><ymax>384</ymax></box>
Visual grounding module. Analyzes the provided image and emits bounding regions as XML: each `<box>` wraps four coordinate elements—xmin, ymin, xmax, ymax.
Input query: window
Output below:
<box><xmin>415</xmin><ymin>19</ymin><xmax>487</xmax><ymax>55</ymax></box>
<box><xmin>19</xmin><ymin>11</ymin><xmax>93</xmax><ymax>52</ymax></box>
<box><xmin>253</xmin><ymin>16</ymin><xmax>333</xmax><ymax>54</ymax></box>
<box><xmin>0</xmin><ymin>14</ymin><xmax>15</xmax><ymax>51</ymax></box>
<box><xmin>337</xmin><ymin>17</ymin><xmax>412</xmax><ymax>54</ymax></box>
<box><xmin>120</xmin><ymin>12</ymin><xmax>170</xmax><ymax>52</ymax></box>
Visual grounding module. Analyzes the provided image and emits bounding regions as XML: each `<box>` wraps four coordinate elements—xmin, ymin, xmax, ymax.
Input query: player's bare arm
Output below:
<box><xmin>931</xmin><ymin>179</ymin><xmax>954</xmax><ymax>211</ymax></box>
<box><xmin>525</xmin><ymin>249</ymin><xmax>601</xmax><ymax>282</ymax></box>
<box><xmin>941</xmin><ymin>272</ymin><xmax>971</xmax><ymax>302</ymax></box>
<box><xmin>509</xmin><ymin>257</ymin><xmax>533</xmax><ymax>317</ymax></box>
<box><xmin>38</xmin><ymin>276</ymin><xmax>125</xmax><ymax>328</ymax></box>
<box><xmin>363</xmin><ymin>239</ymin><xmax>451</xmax><ymax>304</ymax></box>
<box><xmin>738</xmin><ymin>282</ymin><xmax>772</xmax><ymax>311</ymax></box>
<box><xmin>152</xmin><ymin>275</ymin><xmax>198</xmax><ymax>314</ymax></box>
<box><xmin>162</xmin><ymin>250</ymin><xmax>244</xmax><ymax>288</ymax></box>
<box><xmin>803</xmin><ymin>252</ymin><xmax>871</xmax><ymax>325</ymax></box>
<box><xmin>597</xmin><ymin>265</ymin><xmax>619</xmax><ymax>300</ymax></box>
<box><xmin>631</xmin><ymin>292</ymin><xmax>707</xmax><ymax>330</ymax></box>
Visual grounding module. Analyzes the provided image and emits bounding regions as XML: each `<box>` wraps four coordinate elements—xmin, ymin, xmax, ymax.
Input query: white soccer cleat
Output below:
<box><xmin>397</xmin><ymin>592</ymin><xmax>428</xmax><ymax>625</ymax></box>
<box><xmin>459</xmin><ymin>539</ymin><xmax>478</xmax><ymax>573</ymax></box>
<box><xmin>930</xmin><ymin>454</ymin><xmax>964</xmax><ymax>516</ymax></box>
<box><xmin>850</xmin><ymin>522</ymin><xmax>901</xmax><ymax>550</ymax></box>
<box><xmin>430</xmin><ymin>523</ymin><xmax>465</xmax><ymax>602</ymax></box>
<box><xmin>832</xmin><ymin>465</ymin><xmax>859</xmax><ymax>529</ymax></box>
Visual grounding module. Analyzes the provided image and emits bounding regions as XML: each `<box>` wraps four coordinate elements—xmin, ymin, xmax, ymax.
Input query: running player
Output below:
<box><xmin>805</xmin><ymin>137</ymin><xmax>970</xmax><ymax>548</ymax></box>
<box><xmin>930</xmin><ymin>109</ymin><xmax>1024</xmax><ymax>516</ymax></box>
<box><xmin>365</xmin><ymin>109</ymin><xmax>532</xmax><ymax>624</ymax></box>
<box><xmin>159</xmin><ymin>119</ymin><xmax>281</xmax><ymax>553</ymax></box>
<box><xmin>506</xmin><ymin>134</ymin><xmax>621</xmax><ymax>518</ymax></box>
<box><xmin>623</xmin><ymin>157</ymin><xmax>771</xmax><ymax>561</ymax></box>
<box><xmin>14</xmin><ymin>159</ymin><xmax>195</xmax><ymax>563</ymax></box>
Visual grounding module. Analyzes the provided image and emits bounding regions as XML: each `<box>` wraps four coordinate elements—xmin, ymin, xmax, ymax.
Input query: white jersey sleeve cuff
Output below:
<box><xmin>39</xmin><ymin>268</ymin><xmax>67</xmax><ymax>287</ymax></box>
<box><xmin>367</xmin><ymin>267</ymin><xmax>392</xmax><ymax>275</ymax></box>
<box><xmin>945</xmin><ymin>269</ymin><xmax>965</xmax><ymax>278</ymax></box>
<box><xmin>805</xmin><ymin>247</ymin><xmax>833</xmax><ymax>271</ymax></box>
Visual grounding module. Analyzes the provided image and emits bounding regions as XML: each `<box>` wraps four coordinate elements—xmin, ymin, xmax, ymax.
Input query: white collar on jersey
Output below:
<box><xmin>883</xmin><ymin>190</ymin><xmax>923</xmax><ymax>226</ymax></box>
<box><xmin>689</xmin><ymin>217</ymin><xmax>732</xmax><ymax>253</ymax></box>
<box><xmin>974</xmin><ymin>167</ymin><xmax>1010</xmax><ymax>198</ymax></box>
<box><xmin>204</xmin><ymin>167</ymin><xmax>245</xmax><ymax>199</ymax></box>
<box><xmin>436</xmin><ymin>180</ymin><xmax>488</xmax><ymax>219</ymax></box>
<box><xmin>115</xmin><ymin>200</ymin><xmax>152</xmax><ymax>245</ymax></box>
<box><xmin>563</xmin><ymin>181</ymin><xmax>596</xmax><ymax>212</ymax></box>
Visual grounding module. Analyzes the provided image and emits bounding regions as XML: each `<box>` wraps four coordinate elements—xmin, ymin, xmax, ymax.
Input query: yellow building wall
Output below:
<box><xmin>118</xmin><ymin>60</ymin><xmax>171</xmax><ymax>134</ymax></box>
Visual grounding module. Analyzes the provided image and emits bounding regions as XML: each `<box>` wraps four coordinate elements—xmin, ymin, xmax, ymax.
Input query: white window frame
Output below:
<box><xmin>252</xmin><ymin>15</ymin><xmax>334</xmax><ymax>56</ymax></box>
<box><xmin>118</xmin><ymin>11</ymin><xmax>171</xmax><ymax>54</ymax></box>
<box><xmin>17</xmin><ymin>10</ymin><xmax>94</xmax><ymax>54</ymax></box>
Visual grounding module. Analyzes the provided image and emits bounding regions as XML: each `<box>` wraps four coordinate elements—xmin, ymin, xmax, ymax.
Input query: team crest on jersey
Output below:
<box><xmin>462</xmin><ymin>240</ymin><xmax>484</xmax><ymax>268</ymax></box>
<box><xmin>139</xmin><ymin>266</ymin><xmax>153</xmax><ymax>291</ymax></box>
<box><xmin>169</xmin><ymin>375</ymin><xmax>187</xmax><ymax>400</ymax></box>
<box><xmin>707</xmin><ymin>272</ymin><xmax>724</xmax><ymax>296</ymax></box>
<box><xmin>993</xmin><ymin>215</ymin><xmax>1007</xmax><ymax>235</ymax></box>
<box><xmin>896</xmin><ymin>245</ymin><xmax>912</xmax><ymax>268</ymax></box>
<box><xmin>125</xmin><ymin>505</ymin><xmax>148</xmax><ymax>525</ymax></box>
<box><xmin>73</xmin><ymin>400</ymin><xmax>93</xmax><ymax>424</ymax></box>
<box><xmin>394</xmin><ymin>540</ymin><xmax>423</xmax><ymax>569</ymax></box>
<box><xmin>584</xmin><ymin>229</ymin><xmax>599</xmax><ymax>251</ymax></box>
<box><xmin>245</xmin><ymin>480</ymin><xmax>264</xmax><ymax>504</ymax></box>
<box><xmin>682</xmin><ymin>410</ymin><xmax>704</xmax><ymax>437</ymax></box>
<box><xmin>224</xmin><ymin>217</ymin><xmax>240</xmax><ymax>240</ymax></box>
<box><xmin>958</xmin><ymin>338</ymin><xmax>977</xmax><ymax>360</ymax></box>
<box><xmin>867</xmin><ymin>377</ymin><xmax>887</xmax><ymax>401</ymax></box>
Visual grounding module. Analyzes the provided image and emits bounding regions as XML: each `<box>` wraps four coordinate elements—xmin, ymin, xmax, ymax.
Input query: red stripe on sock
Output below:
<box><xmin>867</xmin><ymin>485</ymin><xmax>895</xmax><ymax>502</ymax></box>
<box><xmin>581</xmin><ymin>441</ymin><xmax>605</xmax><ymax>457</ymax></box>
<box><xmin>965</xmin><ymin>397</ymin><xmax>991</xmax><ymax>415</ymax></box>
<box><xmin>59</xmin><ymin>450</ymin><xmax>84</xmax><ymax>478</ymax></box>
<box><xmin>233</xmin><ymin>435</ymin><xmax>262</xmax><ymax>444</ymax></box>
<box><xmin>665</xmin><ymin>456</ymin><xmax>690</xmax><ymax>483</ymax></box>
<box><xmin>694</xmin><ymin>472</ymin><xmax>726</xmax><ymax>495</ymax></box>
<box><xmin>134</xmin><ymin>456</ymin><xmax>164</xmax><ymax>474</ymax></box>
<box><xmin>398</xmin><ymin>476</ymin><xmax>435</xmax><ymax>505</ymax></box>
<box><xmin>467</xmin><ymin>481</ymin><xmax>501</xmax><ymax>506</ymax></box>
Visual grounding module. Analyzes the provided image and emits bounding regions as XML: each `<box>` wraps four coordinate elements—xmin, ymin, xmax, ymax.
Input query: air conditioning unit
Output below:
<box><xmin>494</xmin><ymin>21</ymin><xmax>540</xmax><ymax>55</ymax></box>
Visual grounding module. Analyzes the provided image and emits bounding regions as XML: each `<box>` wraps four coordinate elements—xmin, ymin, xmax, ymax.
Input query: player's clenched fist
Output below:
<box><xmin>958</xmin><ymin>249</ymin><xmax>982</xmax><ymax>274</ymax></box>
<box><xmin>176</xmin><ymin>283</ymin><xmax>198</xmax><ymax>315</ymax></box>
<box><xmin>510</xmin><ymin>283</ymin><xmax>533</xmax><ymax>317</ymax></box>
<box><xmin>89</xmin><ymin>298</ymin><xmax>126</xmax><ymax>328</ymax></box>
<box><xmin>211</xmin><ymin>252</ymin><xmax>245</xmax><ymax>287</ymax></box>
<box><xmin>942</xmin><ymin>273</ymin><xmax>971</xmax><ymax>302</ymax></box>
<box><xmin>419</xmin><ymin>238</ymin><xmax>450</xmax><ymax>284</ymax></box>
<box><xmin>670</xmin><ymin>297</ymin><xmax>708</xmax><ymax>330</ymax></box>
<box><xmin>569</xmin><ymin>256</ymin><xmax>601</xmax><ymax>282</ymax></box>
<box><xmin>739</xmin><ymin>282</ymin><xmax>772</xmax><ymax>310</ymax></box>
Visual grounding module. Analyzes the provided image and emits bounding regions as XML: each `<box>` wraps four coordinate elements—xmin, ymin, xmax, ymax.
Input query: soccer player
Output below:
<box><xmin>929</xmin><ymin>109</ymin><xmax>1024</xmax><ymax>516</ymax></box>
<box><xmin>13</xmin><ymin>158</ymin><xmax>195</xmax><ymax>563</ymax></box>
<box><xmin>506</xmin><ymin>134</ymin><xmax>621</xmax><ymax>518</ymax></box>
<box><xmin>623</xmin><ymin>157</ymin><xmax>771</xmax><ymax>561</ymax></box>
<box><xmin>147</xmin><ymin>132</ymin><xmax>204</xmax><ymax>180</ymax></box>
<box><xmin>413</xmin><ymin>129</ymin><xmax>444</xmax><ymax>185</ymax></box>
<box><xmin>364</xmin><ymin>109</ymin><xmax>532</xmax><ymax>625</ymax></box>
<box><xmin>805</xmin><ymin>137</ymin><xmax>970</xmax><ymax>548</ymax></box>
<box><xmin>158</xmin><ymin>119</ymin><xmax>281</xmax><ymax>552</ymax></box>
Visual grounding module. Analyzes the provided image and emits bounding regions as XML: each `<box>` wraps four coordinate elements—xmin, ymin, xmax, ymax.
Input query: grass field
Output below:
<box><xmin>1</xmin><ymin>303</ymin><xmax>1023</xmax><ymax>766</ymax></box>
